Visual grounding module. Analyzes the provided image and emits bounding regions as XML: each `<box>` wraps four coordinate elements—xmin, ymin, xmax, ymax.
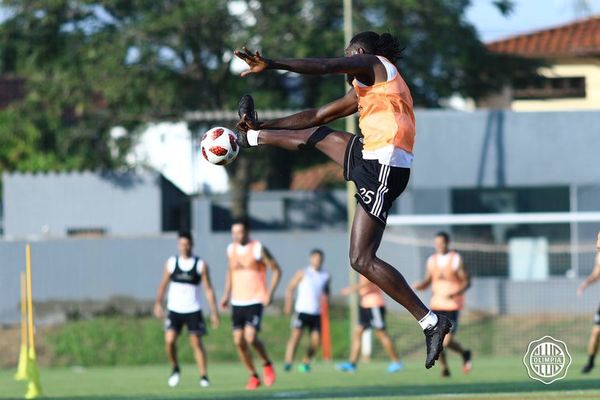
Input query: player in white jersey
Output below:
<box><xmin>283</xmin><ymin>249</ymin><xmax>330</xmax><ymax>372</ymax></box>
<box><xmin>577</xmin><ymin>232</ymin><xmax>600</xmax><ymax>373</ymax></box>
<box><xmin>154</xmin><ymin>232</ymin><xmax>220</xmax><ymax>388</ymax></box>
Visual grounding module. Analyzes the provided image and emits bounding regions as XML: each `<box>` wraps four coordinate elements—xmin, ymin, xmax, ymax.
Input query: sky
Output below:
<box><xmin>466</xmin><ymin>0</ymin><xmax>600</xmax><ymax>42</ymax></box>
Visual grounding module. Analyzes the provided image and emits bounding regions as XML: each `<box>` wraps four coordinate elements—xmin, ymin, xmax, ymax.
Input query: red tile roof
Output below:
<box><xmin>487</xmin><ymin>15</ymin><xmax>600</xmax><ymax>58</ymax></box>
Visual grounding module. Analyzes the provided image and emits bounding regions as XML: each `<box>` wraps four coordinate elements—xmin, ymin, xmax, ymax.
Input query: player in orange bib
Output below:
<box><xmin>233</xmin><ymin>31</ymin><xmax>451</xmax><ymax>369</ymax></box>
<box><xmin>337</xmin><ymin>274</ymin><xmax>404</xmax><ymax>373</ymax></box>
<box><xmin>413</xmin><ymin>232</ymin><xmax>472</xmax><ymax>377</ymax></box>
<box><xmin>220</xmin><ymin>220</ymin><xmax>282</xmax><ymax>390</ymax></box>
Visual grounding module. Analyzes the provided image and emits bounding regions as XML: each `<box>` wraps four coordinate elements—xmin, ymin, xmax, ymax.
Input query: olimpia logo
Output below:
<box><xmin>523</xmin><ymin>336</ymin><xmax>572</xmax><ymax>384</ymax></box>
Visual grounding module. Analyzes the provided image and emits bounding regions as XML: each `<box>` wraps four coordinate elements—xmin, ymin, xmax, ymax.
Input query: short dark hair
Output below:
<box><xmin>436</xmin><ymin>231</ymin><xmax>450</xmax><ymax>243</ymax></box>
<box><xmin>231</xmin><ymin>218</ymin><xmax>250</xmax><ymax>230</ymax></box>
<box><xmin>178</xmin><ymin>231</ymin><xmax>193</xmax><ymax>244</ymax></box>
<box><xmin>310</xmin><ymin>249</ymin><xmax>324</xmax><ymax>257</ymax></box>
<box><xmin>350</xmin><ymin>31</ymin><xmax>404</xmax><ymax>62</ymax></box>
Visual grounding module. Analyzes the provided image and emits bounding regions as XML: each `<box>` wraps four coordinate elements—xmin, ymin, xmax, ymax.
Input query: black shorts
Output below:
<box><xmin>165</xmin><ymin>310</ymin><xmax>206</xmax><ymax>336</ymax></box>
<box><xmin>232</xmin><ymin>304</ymin><xmax>264</xmax><ymax>331</ymax></box>
<box><xmin>359</xmin><ymin>306</ymin><xmax>387</xmax><ymax>330</ymax></box>
<box><xmin>343</xmin><ymin>134</ymin><xmax>410</xmax><ymax>226</ymax></box>
<box><xmin>291</xmin><ymin>312</ymin><xmax>321</xmax><ymax>332</ymax></box>
<box><xmin>433</xmin><ymin>310</ymin><xmax>460</xmax><ymax>333</ymax></box>
<box><xmin>594</xmin><ymin>305</ymin><xmax>600</xmax><ymax>325</ymax></box>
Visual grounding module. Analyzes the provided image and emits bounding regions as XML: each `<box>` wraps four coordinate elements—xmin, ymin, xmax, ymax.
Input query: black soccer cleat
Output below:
<box><xmin>582</xmin><ymin>363</ymin><xmax>594</xmax><ymax>374</ymax></box>
<box><xmin>238</xmin><ymin>94</ymin><xmax>258</xmax><ymax>124</ymax></box>
<box><xmin>235</xmin><ymin>130</ymin><xmax>251</xmax><ymax>148</ymax></box>
<box><xmin>423</xmin><ymin>314</ymin><xmax>452</xmax><ymax>369</ymax></box>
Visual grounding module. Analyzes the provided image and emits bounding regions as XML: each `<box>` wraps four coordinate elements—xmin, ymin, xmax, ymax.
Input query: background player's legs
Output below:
<box><xmin>374</xmin><ymin>329</ymin><xmax>401</xmax><ymax>363</ymax></box>
<box><xmin>439</xmin><ymin>350</ymin><xmax>450</xmax><ymax>376</ymax></box>
<box><xmin>304</xmin><ymin>330</ymin><xmax>321</xmax><ymax>364</ymax></box>
<box><xmin>583</xmin><ymin>326</ymin><xmax>600</xmax><ymax>372</ymax></box>
<box><xmin>349</xmin><ymin>325</ymin><xmax>365</xmax><ymax>364</ymax></box>
<box><xmin>164</xmin><ymin>330</ymin><xmax>179</xmax><ymax>370</ymax></box>
<box><xmin>349</xmin><ymin>206</ymin><xmax>430</xmax><ymax>320</ymax></box>
<box><xmin>189</xmin><ymin>334</ymin><xmax>208</xmax><ymax>377</ymax></box>
<box><xmin>285</xmin><ymin>328</ymin><xmax>304</xmax><ymax>366</ymax></box>
<box><xmin>233</xmin><ymin>329</ymin><xmax>257</xmax><ymax>374</ymax></box>
<box><xmin>244</xmin><ymin>325</ymin><xmax>272</xmax><ymax>364</ymax></box>
<box><xmin>257</xmin><ymin>127</ymin><xmax>352</xmax><ymax>166</ymax></box>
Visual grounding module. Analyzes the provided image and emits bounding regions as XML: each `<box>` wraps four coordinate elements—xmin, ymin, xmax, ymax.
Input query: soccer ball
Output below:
<box><xmin>200</xmin><ymin>127</ymin><xmax>239</xmax><ymax>166</ymax></box>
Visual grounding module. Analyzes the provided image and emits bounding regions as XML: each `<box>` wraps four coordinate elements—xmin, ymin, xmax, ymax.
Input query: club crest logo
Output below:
<box><xmin>523</xmin><ymin>336</ymin><xmax>571</xmax><ymax>384</ymax></box>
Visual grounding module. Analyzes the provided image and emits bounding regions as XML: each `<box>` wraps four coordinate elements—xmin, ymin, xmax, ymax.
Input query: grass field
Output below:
<box><xmin>2</xmin><ymin>355</ymin><xmax>600</xmax><ymax>399</ymax></box>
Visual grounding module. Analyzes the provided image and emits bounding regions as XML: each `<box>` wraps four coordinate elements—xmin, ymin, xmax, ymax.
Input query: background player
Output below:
<box><xmin>577</xmin><ymin>231</ymin><xmax>600</xmax><ymax>373</ymax></box>
<box><xmin>153</xmin><ymin>231</ymin><xmax>220</xmax><ymax>388</ymax></box>
<box><xmin>220</xmin><ymin>220</ymin><xmax>282</xmax><ymax>390</ymax></box>
<box><xmin>337</xmin><ymin>274</ymin><xmax>404</xmax><ymax>373</ymax></box>
<box><xmin>283</xmin><ymin>249</ymin><xmax>330</xmax><ymax>373</ymax></box>
<box><xmin>413</xmin><ymin>232</ymin><xmax>472</xmax><ymax>377</ymax></box>
<box><xmin>234</xmin><ymin>30</ymin><xmax>450</xmax><ymax>369</ymax></box>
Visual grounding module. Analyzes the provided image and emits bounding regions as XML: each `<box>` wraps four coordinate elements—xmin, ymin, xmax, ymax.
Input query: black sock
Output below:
<box><xmin>588</xmin><ymin>354</ymin><xmax>596</xmax><ymax>365</ymax></box>
<box><xmin>201</xmin><ymin>375</ymin><xmax>209</xmax><ymax>381</ymax></box>
<box><xmin>252</xmin><ymin>372</ymin><xmax>259</xmax><ymax>378</ymax></box>
<box><xmin>264</xmin><ymin>361</ymin><xmax>272</xmax><ymax>367</ymax></box>
<box><xmin>172</xmin><ymin>365</ymin><xmax>180</xmax><ymax>374</ymax></box>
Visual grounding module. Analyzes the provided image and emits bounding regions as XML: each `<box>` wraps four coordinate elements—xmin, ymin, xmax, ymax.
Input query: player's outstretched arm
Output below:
<box><xmin>153</xmin><ymin>262</ymin><xmax>170</xmax><ymax>318</ymax></box>
<box><xmin>412</xmin><ymin>263</ymin><xmax>433</xmax><ymax>291</ymax></box>
<box><xmin>201</xmin><ymin>263</ymin><xmax>220</xmax><ymax>328</ymax></box>
<box><xmin>235</xmin><ymin>46</ymin><xmax>375</xmax><ymax>77</ymax></box>
<box><xmin>284</xmin><ymin>270</ymin><xmax>304</xmax><ymax>315</ymax></box>
<box><xmin>578</xmin><ymin>253</ymin><xmax>600</xmax><ymax>296</ymax></box>
<box><xmin>237</xmin><ymin>88</ymin><xmax>358</xmax><ymax>132</ymax></box>
<box><xmin>263</xmin><ymin>247</ymin><xmax>282</xmax><ymax>306</ymax></box>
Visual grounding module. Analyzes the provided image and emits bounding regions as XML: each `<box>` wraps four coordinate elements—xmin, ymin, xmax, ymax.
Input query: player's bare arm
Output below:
<box><xmin>238</xmin><ymin>88</ymin><xmax>358</xmax><ymax>132</ymax></box>
<box><xmin>578</xmin><ymin>253</ymin><xmax>600</xmax><ymax>296</ymax></box>
<box><xmin>340</xmin><ymin>280</ymin><xmax>370</xmax><ymax>296</ymax></box>
<box><xmin>220</xmin><ymin>266</ymin><xmax>233</xmax><ymax>309</ymax></box>
<box><xmin>263</xmin><ymin>247</ymin><xmax>282</xmax><ymax>306</ymax></box>
<box><xmin>201</xmin><ymin>263</ymin><xmax>220</xmax><ymax>328</ymax></box>
<box><xmin>413</xmin><ymin>265</ymin><xmax>433</xmax><ymax>291</ymax></box>
<box><xmin>284</xmin><ymin>270</ymin><xmax>305</xmax><ymax>315</ymax></box>
<box><xmin>153</xmin><ymin>262</ymin><xmax>171</xmax><ymax>318</ymax></box>
<box><xmin>449</xmin><ymin>260</ymin><xmax>471</xmax><ymax>298</ymax></box>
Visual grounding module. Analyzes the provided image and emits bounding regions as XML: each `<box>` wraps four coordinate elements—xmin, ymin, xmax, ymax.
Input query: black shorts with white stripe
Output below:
<box><xmin>343</xmin><ymin>134</ymin><xmax>410</xmax><ymax>226</ymax></box>
<box><xmin>359</xmin><ymin>306</ymin><xmax>387</xmax><ymax>330</ymax></box>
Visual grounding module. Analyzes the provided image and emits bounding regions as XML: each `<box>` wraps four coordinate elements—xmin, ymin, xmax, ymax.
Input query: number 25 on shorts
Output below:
<box><xmin>359</xmin><ymin>188</ymin><xmax>375</xmax><ymax>204</ymax></box>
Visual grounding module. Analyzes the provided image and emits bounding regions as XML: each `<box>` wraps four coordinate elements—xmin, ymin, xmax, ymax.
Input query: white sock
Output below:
<box><xmin>418</xmin><ymin>310</ymin><xmax>438</xmax><ymax>331</ymax></box>
<box><xmin>247</xmin><ymin>129</ymin><xmax>260</xmax><ymax>146</ymax></box>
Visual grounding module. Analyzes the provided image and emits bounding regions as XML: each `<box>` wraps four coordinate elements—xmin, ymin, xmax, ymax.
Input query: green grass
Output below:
<box><xmin>2</xmin><ymin>355</ymin><xmax>600</xmax><ymax>399</ymax></box>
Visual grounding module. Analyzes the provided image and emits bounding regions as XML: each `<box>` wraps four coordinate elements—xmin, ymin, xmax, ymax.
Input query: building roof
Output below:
<box><xmin>487</xmin><ymin>15</ymin><xmax>600</xmax><ymax>58</ymax></box>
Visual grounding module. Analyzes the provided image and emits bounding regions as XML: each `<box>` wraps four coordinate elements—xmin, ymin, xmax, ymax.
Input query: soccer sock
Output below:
<box><xmin>418</xmin><ymin>310</ymin><xmax>439</xmax><ymax>331</ymax></box>
<box><xmin>588</xmin><ymin>354</ymin><xmax>595</xmax><ymax>365</ymax></box>
<box><xmin>264</xmin><ymin>360</ymin><xmax>272</xmax><ymax>367</ymax></box>
<box><xmin>247</xmin><ymin>129</ymin><xmax>260</xmax><ymax>146</ymax></box>
<box><xmin>201</xmin><ymin>375</ymin><xmax>209</xmax><ymax>381</ymax></box>
<box><xmin>172</xmin><ymin>365</ymin><xmax>180</xmax><ymax>374</ymax></box>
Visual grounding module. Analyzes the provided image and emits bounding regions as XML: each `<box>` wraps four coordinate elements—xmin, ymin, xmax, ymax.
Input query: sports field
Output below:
<box><xmin>1</xmin><ymin>356</ymin><xmax>599</xmax><ymax>400</ymax></box>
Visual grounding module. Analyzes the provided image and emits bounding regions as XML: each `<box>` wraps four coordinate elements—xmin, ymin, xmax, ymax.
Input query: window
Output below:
<box><xmin>514</xmin><ymin>76</ymin><xmax>586</xmax><ymax>100</ymax></box>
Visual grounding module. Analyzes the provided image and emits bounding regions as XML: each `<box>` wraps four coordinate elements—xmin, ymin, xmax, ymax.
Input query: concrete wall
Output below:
<box><xmin>3</xmin><ymin>171</ymin><xmax>163</xmax><ymax>238</ymax></box>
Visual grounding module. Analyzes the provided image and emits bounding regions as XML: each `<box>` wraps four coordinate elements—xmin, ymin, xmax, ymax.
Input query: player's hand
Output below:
<box><xmin>153</xmin><ymin>303</ymin><xmax>164</xmax><ymax>319</ymax></box>
<box><xmin>235</xmin><ymin>46</ymin><xmax>269</xmax><ymax>77</ymax></box>
<box><xmin>263</xmin><ymin>294</ymin><xmax>273</xmax><ymax>307</ymax></box>
<box><xmin>220</xmin><ymin>297</ymin><xmax>229</xmax><ymax>310</ymax></box>
<box><xmin>340</xmin><ymin>287</ymin><xmax>351</xmax><ymax>296</ymax></box>
<box><xmin>577</xmin><ymin>284</ymin><xmax>586</xmax><ymax>297</ymax></box>
<box><xmin>236</xmin><ymin>114</ymin><xmax>260</xmax><ymax>133</ymax></box>
<box><xmin>283</xmin><ymin>302</ymin><xmax>292</xmax><ymax>315</ymax></box>
<box><xmin>210</xmin><ymin>314</ymin><xmax>220</xmax><ymax>329</ymax></box>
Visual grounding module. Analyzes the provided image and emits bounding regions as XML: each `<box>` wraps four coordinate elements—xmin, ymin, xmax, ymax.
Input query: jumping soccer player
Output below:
<box><xmin>577</xmin><ymin>231</ymin><xmax>600</xmax><ymax>373</ymax></box>
<box><xmin>413</xmin><ymin>232</ymin><xmax>472</xmax><ymax>377</ymax></box>
<box><xmin>220</xmin><ymin>220</ymin><xmax>282</xmax><ymax>390</ymax></box>
<box><xmin>233</xmin><ymin>31</ymin><xmax>451</xmax><ymax>368</ymax></box>
<box><xmin>153</xmin><ymin>231</ymin><xmax>220</xmax><ymax>388</ymax></box>
<box><xmin>283</xmin><ymin>249</ymin><xmax>330</xmax><ymax>373</ymax></box>
<box><xmin>337</xmin><ymin>274</ymin><xmax>404</xmax><ymax>373</ymax></box>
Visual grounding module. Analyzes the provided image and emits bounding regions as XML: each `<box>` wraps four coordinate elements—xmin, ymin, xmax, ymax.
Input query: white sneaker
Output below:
<box><xmin>168</xmin><ymin>372</ymin><xmax>180</xmax><ymax>387</ymax></box>
<box><xmin>200</xmin><ymin>377</ymin><xmax>210</xmax><ymax>387</ymax></box>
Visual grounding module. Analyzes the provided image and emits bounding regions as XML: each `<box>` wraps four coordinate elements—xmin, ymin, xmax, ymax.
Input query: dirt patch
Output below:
<box><xmin>0</xmin><ymin>324</ymin><xmax>54</xmax><ymax>368</ymax></box>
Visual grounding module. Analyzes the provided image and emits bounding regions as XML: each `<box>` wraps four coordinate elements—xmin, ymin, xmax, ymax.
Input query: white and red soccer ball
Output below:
<box><xmin>200</xmin><ymin>127</ymin><xmax>239</xmax><ymax>166</ymax></box>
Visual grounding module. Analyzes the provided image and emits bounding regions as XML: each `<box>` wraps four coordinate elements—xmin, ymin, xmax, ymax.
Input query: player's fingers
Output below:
<box><xmin>243</xmin><ymin>46</ymin><xmax>254</xmax><ymax>57</ymax></box>
<box><xmin>240</xmin><ymin>69</ymin><xmax>254</xmax><ymax>78</ymax></box>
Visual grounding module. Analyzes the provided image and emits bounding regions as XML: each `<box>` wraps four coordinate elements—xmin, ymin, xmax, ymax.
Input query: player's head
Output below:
<box><xmin>231</xmin><ymin>218</ymin><xmax>250</xmax><ymax>245</ymax></box>
<box><xmin>178</xmin><ymin>231</ymin><xmax>193</xmax><ymax>256</ymax></box>
<box><xmin>309</xmin><ymin>249</ymin><xmax>324</xmax><ymax>270</ymax></box>
<box><xmin>346</xmin><ymin>31</ymin><xmax>404</xmax><ymax>62</ymax></box>
<box><xmin>435</xmin><ymin>231</ymin><xmax>450</xmax><ymax>254</ymax></box>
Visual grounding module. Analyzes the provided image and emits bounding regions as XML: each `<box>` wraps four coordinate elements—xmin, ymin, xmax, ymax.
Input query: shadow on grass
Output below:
<box><xmin>31</xmin><ymin>378</ymin><xmax>600</xmax><ymax>400</ymax></box>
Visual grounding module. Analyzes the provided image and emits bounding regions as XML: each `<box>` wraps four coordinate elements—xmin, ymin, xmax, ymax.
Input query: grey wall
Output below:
<box><xmin>3</xmin><ymin>171</ymin><xmax>162</xmax><ymax>237</ymax></box>
<box><xmin>411</xmin><ymin>110</ymin><xmax>600</xmax><ymax>189</ymax></box>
